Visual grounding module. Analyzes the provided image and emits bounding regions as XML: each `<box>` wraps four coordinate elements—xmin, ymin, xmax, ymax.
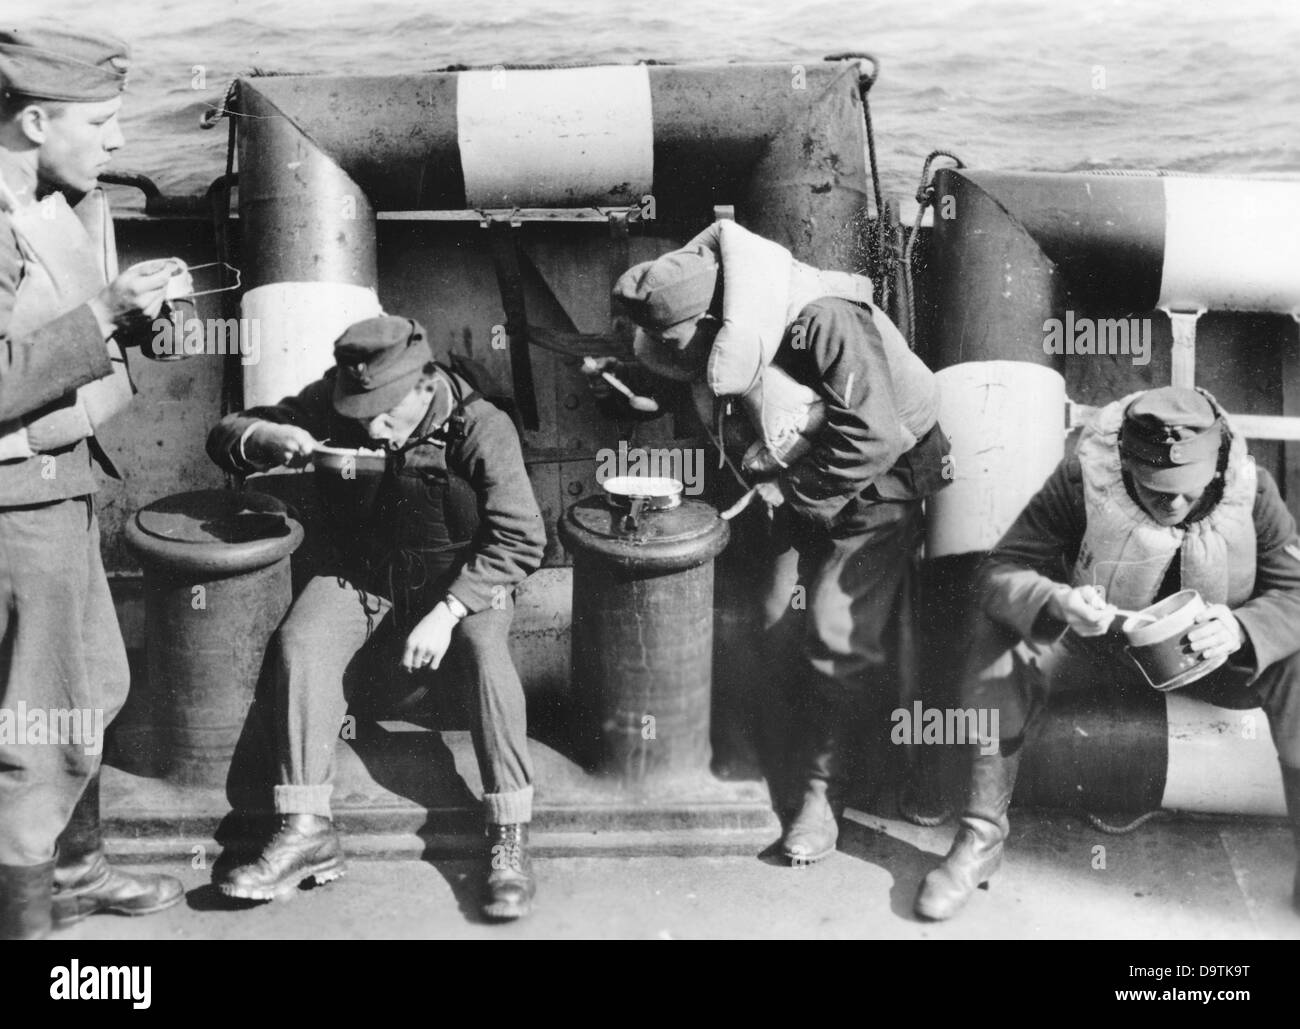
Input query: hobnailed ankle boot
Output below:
<box><xmin>482</xmin><ymin>823</ymin><xmax>535</xmax><ymax>921</ymax></box>
<box><xmin>780</xmin><ymin>697</ymin><xmax>844</xmax><ymax>867</ymax></box>
<box><xmin>219</xmin><ymin>813</ymin><xmax>345</xmax><ymax>902</ymax></box>
<box><xmin>52</xmin><ymin>774</ymin><xmax>184</xmax><ymax>927</ymax></box>
<box><xmin>0</xmin><ymin>862</ymin><xmax>54</xmax><ymax>940</ymax></box>
<box><xmin>1282</xmin><ymin>764</ymin><xmax>1300</xmax><ymax>915</ymax></box>
<box><xmin>914</xmin><ymin>745</ymin><xmax>1022</xmax><ymax>921</ymax></box>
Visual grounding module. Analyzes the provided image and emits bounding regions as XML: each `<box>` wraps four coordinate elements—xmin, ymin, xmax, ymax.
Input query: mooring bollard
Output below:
<box><xmin>559</xmin><ymin>477</ymin><xmax>730</xmax><ymax>788</ymax></box>
<box><xmin>124</xmin><ymin>489</ymin><xmax>303</xmax><ymax>787</ymax></box>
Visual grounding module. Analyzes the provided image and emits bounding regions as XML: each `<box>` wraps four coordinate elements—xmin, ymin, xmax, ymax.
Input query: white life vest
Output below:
<box><xmin>1071</xmin><ymin>390</ymin><xmax>1257</xmax><ymax>610</ymax></box>
<box><xmin>635</xmin><ymin>220</ymin><xmax>937</xmax><ymax>465</ymax></box>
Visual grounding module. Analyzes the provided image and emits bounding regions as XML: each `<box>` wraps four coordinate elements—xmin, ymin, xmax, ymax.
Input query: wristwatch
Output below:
<box><xmin>443</xmin><ymin>594</ymin><xmax>469</xmax><ymax>621</ymax></box>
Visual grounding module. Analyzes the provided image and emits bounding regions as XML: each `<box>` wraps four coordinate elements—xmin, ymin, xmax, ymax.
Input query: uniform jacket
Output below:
<box><xmin>0</xmin><ymin>157</ymin><xmax>126</xmax><ymax>505</ymax></box>
<box><xmin>206</xmin><ymin>366</ymin><xmax>547</xmax><ymax>616</ymax></box>
<box><xmin>624</xmin><ymin>221</ymin><xmax>950</xmax><ymax>531</ymax></box>
<box><xmin>770</xmin><ymin>297</ymin><xmax>951</xmax><ymax>529</ymax></box>
<box><xmin>980</xmin><ymin>450</ymin><xmax>1300</xmax><ymax>682</ymax></box>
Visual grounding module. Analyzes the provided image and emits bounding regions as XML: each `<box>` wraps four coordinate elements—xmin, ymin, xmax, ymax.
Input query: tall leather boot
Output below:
<box><xmin>52</xmin><ymin>773</ymin><xmax>185</xmax><ymax>926</ymax></box>
<box><xmin>780</xmin><ymin>695</ymin><xmax>844</xmax><ymax>867</ymax></box>
<box><xmin>914</xmin><ymin>743</ymin><xmax>1022</xmax><ymax>921</ymax></box>
<box><xmin>0</xmin><ymin>862</ymin><xmax>54</xmax><ymax>940</ymax></box>
<box><xmin>1282</xmin><ymin>764</ymin><xmax>1300</xmax><ymax>915</ymax></box>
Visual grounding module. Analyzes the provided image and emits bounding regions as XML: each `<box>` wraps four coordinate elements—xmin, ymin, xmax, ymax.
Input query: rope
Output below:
<box><xmin>1085</xmin><ymin>808</ymin><xmax>1169</xmax><ymax>834</ymax></box>
<box><xmin>902</xmin><ymin>149</ymin><xmax>965</xmax><ymax>351</ymax></box>
<box><xmin>826</xmin><ymin>54</ymin><xmax>887</xmax><ymax>308</ymax></box>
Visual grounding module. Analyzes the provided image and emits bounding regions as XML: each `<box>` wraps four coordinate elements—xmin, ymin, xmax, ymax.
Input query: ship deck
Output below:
<box><xmin>90</xmin><ymin>725</ymin><xmax>1299</xmax><ymax>940</ymax></box>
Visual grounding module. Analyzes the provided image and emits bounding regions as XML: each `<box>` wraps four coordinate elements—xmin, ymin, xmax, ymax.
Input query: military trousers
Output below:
<box><xmin>0</xmin><ymin>497</ymin><xmax>129</xmax><ymax>865</ymax></box>
<box><xmin>762</xmin><ymin>497</ymin><xmax>923</xmax><ymax>709</ymax></box>
<box><xmin>269</xmin><ymin>574</ymin><xmax>534</xmax><ymax>825</ymax></box>
<box><xmin>962</xmin><ymin>613</ymin><xmax>1300</xmax><ymax>766</ymax></box>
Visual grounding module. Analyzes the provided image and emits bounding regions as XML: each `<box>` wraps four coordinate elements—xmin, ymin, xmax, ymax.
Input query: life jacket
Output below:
<box><xmin>634</xmin><ymin>220</ymin><xmax>938</xmax><ymax>467</ymax></box>
<box><xmin>1071</xmin><ymin>389</ymin><xmax>1257</xmax><ymax>610</ymax></box>
<box><xmin>315</xmin><ymin>363</ymin><xmax>482</xmax><ymax>628</ymax></box>
<box><xmin>0</xmin><ymin>171</ymin><xmax>133</xmax><ymax>504</ymax></box>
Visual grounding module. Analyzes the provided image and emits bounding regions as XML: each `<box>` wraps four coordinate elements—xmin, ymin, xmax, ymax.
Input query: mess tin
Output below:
<box><xmin>1122</xmin><ymin>588</ymin><xmax>1228</xmax><ymax>691</ymax></box>
<box><xmin>312</xmin><ymin>442</ymin><xmax>389</xmax><ymax>475</ymax></box>
<box><xmin>601</xmin><ymin>475</ymin><xmax>683</xmax><ymax>532</ymax></box>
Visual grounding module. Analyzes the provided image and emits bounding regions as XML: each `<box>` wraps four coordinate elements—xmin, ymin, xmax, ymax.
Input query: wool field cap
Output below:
<box><xmin>0</xmin><ymin>26</ymin><xmax>130</xmax><ymax>102</ymax></box>
<box><xmin>1119</xmin><ymin>386</ymin><xmax>1223</xmax><ymax>493</ymax></box>
<box><xmin>612</xmin><ymin>245</ymin><xmax>721</xmax><ymax>333</ymax></box>
<box><xmin>332</xmin><ymin>316</ymin><xmax>433</xmax><ymax>419</ymax></box>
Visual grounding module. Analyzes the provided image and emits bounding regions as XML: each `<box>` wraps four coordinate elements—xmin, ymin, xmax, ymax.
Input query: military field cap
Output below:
<box><xmin>613</xmin><ymin>245</ymin><xmax>720</xmax><ymax>333</ymax></box>
<box><xmin>1119</xmin><ymin>386</ymin><xmax>1223</xmax><ymax>493</ymax></box>
<box><xmin>332</xmin><ymin>316</ymin><xmax>433</xmax><ymax>419</ymax></box>
<box><xmin>0</xmin><ymin>26</ymin><xmax>130</xmax><ymax>103</ymax></box>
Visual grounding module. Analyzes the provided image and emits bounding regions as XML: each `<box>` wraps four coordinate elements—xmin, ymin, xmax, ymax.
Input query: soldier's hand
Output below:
<box><xmin>88</xmin><ymin>260</ymin><xmax>177</xmax><ymax>337</ymax></box>
<box><xmin>401</xmin><ymin>604</ymin><xmax>458</xmax><ymax>673</ymax></box>
<box><xmin>245</xmin><ymin>423</ymin><xmax>318</xmax><ymax>468</ymax></box>
<box><xmin>1049</xmin><ymin>584</ymin><xmax>1114</xmax><ymax>637</ymax></box>
<box><xmin>580</xmin><ymin>356</ymin><xmax>620</xmax><ymax>401</ymax></box>
<box><xmin>1187</xmin><ymin>604</ymin><xmax>1244</xmax><ymax>663</ymax></box>
<box><xmin>754</xmin><ymin>479</ymin><xmax>785</xmax><ymax>509</ymax></box>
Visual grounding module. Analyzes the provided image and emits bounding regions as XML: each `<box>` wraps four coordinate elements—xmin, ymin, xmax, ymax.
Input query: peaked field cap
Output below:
<box><xmin>1120</xmin><ymin>386</ymin><xmax>1223</xmax><ymax>492</ymax></box>
<box><xmin>331</xmin><ymin>315</ymin><xmax>433</xmax><ymax>418</ymax></box>
<box><xmin>612</xmin><ymin>245</ymin><xmax>719</xmax><ymax>332</ymax></box>
<box><xmin>0</xmin><ymin>26</ymin><xmax>130</xmax><ymax>102</ymax></box>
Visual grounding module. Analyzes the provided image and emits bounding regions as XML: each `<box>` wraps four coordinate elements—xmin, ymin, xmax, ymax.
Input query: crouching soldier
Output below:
<box><xmin>604</xmin><ymin>221</ymin><xmax>950</xmax><ymax>866</ymax></box>
<box><xmin>916</xmin><ymin>386</ymin><xmax>1300</xmax><ymax>920</ymax></box>
<box><xmin>206</xmin><ymin>316</ymin><xmax>546</xmax><ymax>921</ymax></box>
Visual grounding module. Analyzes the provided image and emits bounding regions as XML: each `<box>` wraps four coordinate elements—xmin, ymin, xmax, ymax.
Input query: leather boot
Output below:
<box><xmin>780</xmin><ymin>696</ymin><xmax>843</xmax><ymax>867</ymax></box>
<box><xmin>898</xmin><ymin>747</ymin><xmax>953</xmax><ymax>827</ymax></box>
<box><xmin>0</xmin><ymin>862</ymin><xmax>54</xmax><ymax>940</ymax></box>
<box><xmin>219</xmin><ymin>814</ymin><xmax>345</xmax><ymax>902</ymax></box>
<box><xmin>482</xmin><ymin>823</ymin><xmax>534</xmax><ymax>921</ymax></box>
<box><xmin>52</xmin><ymin>774</ymin><xmax>184</xmax><ymax>927</ymax></box>
<box><xmin>1282</xmin><ymin>764</ymin><xmax>1300</xmax><ymax>915</ymax></box>
<box><xmin>914</xmin><ymin>745</ymin><xmax>1021</xmax><ymax>921</ymax></box>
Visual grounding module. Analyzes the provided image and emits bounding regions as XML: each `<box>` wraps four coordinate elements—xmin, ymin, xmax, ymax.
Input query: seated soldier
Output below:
<box><xmin>915</xmin><ymin>386</ymin><xmax>1300</xmax><ymax>920</ymax></box>
<box><xmin>205</xmin><ymin>315</ymin><xmax>546</xmax><ymax>921</ymax></box>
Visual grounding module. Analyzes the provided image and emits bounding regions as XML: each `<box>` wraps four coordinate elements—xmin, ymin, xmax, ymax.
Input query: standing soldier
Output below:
<box><xmin>0</xmin><ymin>26</ymin><xmax>185</xmax><ymax>940</ymax></box>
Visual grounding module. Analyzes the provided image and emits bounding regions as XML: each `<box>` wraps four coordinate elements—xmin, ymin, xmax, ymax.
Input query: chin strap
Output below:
<box><xmin>388</xmin><ymin>368</ymin><xmax>481</xmax><ymax>470</ymax></box>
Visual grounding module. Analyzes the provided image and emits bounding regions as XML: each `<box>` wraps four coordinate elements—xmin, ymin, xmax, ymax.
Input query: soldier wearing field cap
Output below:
<box><xmin>0</xmin><ymin>24</ymin><xmax>184</xmax><ymax>940</ymax></box>
<box><xmin>206</xmin><ymin>315</ymin><xmax>547</xmax><ymax>921</ymax></box>
<box><xmin>601</xmin><ymin>221</ymin><xmax>951</xmax><ymax>868</ymax></box>
<box><xmin>916</xmin><ymin>386</ymin><xmax>1300</xmax><ymax>920</ymax></box>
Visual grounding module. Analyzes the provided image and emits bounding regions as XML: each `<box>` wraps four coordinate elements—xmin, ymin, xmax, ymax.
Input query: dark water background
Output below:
<box><xmin>13</xmin><ymin>0</ymin><xmax>1300</xmax><ymax>202</ymax></box>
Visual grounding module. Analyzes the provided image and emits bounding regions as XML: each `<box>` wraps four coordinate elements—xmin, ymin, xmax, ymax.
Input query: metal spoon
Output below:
<box><xmin>582</xmin><ymin>357</ymin><xmax>659</xmax><ymax>413</ymax></box>
<box><xmin>1107</xmin><ymin>605</ymin><xmax>1158</xmax><ymax>624</ymax></box>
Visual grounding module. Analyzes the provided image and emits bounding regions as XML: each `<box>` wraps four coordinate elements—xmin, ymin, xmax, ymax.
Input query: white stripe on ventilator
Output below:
<box><xmin>240</xmin><ymin>282</ymin><xmax>383</xmax><ymax>409</ymax></box>
<box><xmin>1158</xmin><ymin>178</ymin><xmax>1300</xmax><ymax>314</ymax></box>
<box><xmin>456</xmin><ymin>66</ymin><xmax>654</xmax><ymax>208</ymax></box>
<box><xmin>1161</xmin><ymin>693</ymin><xmax>1285</xmax><ymax>816</ymax></box>
<box><xmin>926</xmin><ymin>362</ymin><xmax>1066</xmax><ymax>558</ymax></box>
